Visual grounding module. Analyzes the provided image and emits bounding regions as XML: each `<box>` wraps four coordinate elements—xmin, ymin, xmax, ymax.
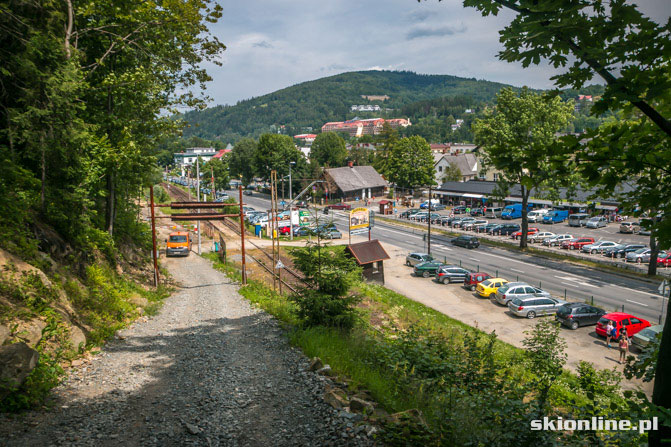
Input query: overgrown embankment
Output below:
<box><xmin>0</xmin><ymin>229</ymin><xmax>170</xmax><ymax>412</ymax></box>
<box><xmin>205</xmin><ymin>251</ymin><xmax>656</xmax><ymax>446</ymax></box>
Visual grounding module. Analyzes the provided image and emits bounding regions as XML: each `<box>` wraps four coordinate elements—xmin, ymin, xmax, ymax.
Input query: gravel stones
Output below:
<box><xmin>0</xmin><ymin>254</ymin><xmax>376</xmax><ymax>446</ymax></box>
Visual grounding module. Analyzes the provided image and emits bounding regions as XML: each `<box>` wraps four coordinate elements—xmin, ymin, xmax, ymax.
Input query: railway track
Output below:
<box><xmin>159</xmin><ymin>182</ymin><xmax>309</xmax><ymax>292</ymax></box>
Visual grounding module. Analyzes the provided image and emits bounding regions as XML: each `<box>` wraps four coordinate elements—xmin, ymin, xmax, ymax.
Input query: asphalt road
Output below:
<box><xmin>237</xmin><ymin>192</ymin><xmax>668</xmax><ymax>325</ymax></box>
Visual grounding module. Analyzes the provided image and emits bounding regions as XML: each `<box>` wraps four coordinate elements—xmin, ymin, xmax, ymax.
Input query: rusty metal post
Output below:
<box><xmin>239</xmin><ymin>185</ymin><xmax>247</xmax><ymax>285</ymax></box>
<box><xmin>150</xmin><ymin>186</ymin><xmax>159</xmax><ymax>287</ymax></box>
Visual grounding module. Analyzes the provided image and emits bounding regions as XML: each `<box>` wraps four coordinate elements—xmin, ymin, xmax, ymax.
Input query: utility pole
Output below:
<box><xmin>196</xmin><ymin>157</ymin><xmax>201</xmax><ymax>255</ymax></box>
<box><xmin>238</xmin><ymin>184</ymin><xmax>247</xmax><ymax>285</ymax></box>
<box><xmin>289</xmin><ymin>161</ymin><xmax>295</xmax><ymax>241</ymax></box>
<box><xmin>427</xmin><ymin>184</ymin><xmax>432</xmax><ymax>255</ymax></box>
<box><xmin>149</xmin><ymin>186</ymin><xmax>159</xmax><ymax>286</ymax></box>
<box><xmin>271</xmin><ymin>170</ymin><xmax>278</xmax><ymax>291</ymax></box>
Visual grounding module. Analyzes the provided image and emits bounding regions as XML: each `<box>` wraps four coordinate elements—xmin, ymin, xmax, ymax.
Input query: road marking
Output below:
<box><xmin>626</xmin><ymin>299</ymin><xmax>649</xmax><ymax>307</ymax></box>
<box><xmin>470</xmin><ymin>258</ymin><xmax>481</xmax><ymax>262</ymax></box>
<box><xmin>609</xmin><ymin>284</ymin><xmax>657</xmax><ymax>297</ymax></box>
<box><xmin>510</xmin><ymin>268</ymin><xmax>525</xmax><ymax>273</ymax></box>
<box><xmin>554</xmin><ymin>275</ymin><xmax>595</xmax><ymax>288</ymax></box>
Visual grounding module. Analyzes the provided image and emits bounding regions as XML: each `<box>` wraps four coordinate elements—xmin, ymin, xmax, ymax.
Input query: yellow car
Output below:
<box><xmin>476</xmin><ymin>278</ymin><xmax>509</xmax><ymax>298</ymax></box>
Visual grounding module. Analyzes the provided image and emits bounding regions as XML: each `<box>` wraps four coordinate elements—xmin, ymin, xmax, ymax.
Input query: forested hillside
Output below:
<box><xmin>180</xmin><ymin>71</ymin><xmax>513</xmax><ymax>142</ymax></box>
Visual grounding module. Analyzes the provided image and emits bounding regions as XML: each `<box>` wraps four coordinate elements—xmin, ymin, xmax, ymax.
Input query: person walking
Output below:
<box><xmin>618</xmin><ymin>333</ymin><xmax>629</xmax><ymax>364</ymax></box>
<box><xmin>605</xmin><ymin>320</ymin><xmax>614</xmax><ymax>348</ymax></box>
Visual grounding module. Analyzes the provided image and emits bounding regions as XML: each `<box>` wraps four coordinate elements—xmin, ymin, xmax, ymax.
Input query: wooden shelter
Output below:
<box><xmin>346</xmin><ymin>239</ymin><xmax>390</xmax><ymax>284</ymax></box>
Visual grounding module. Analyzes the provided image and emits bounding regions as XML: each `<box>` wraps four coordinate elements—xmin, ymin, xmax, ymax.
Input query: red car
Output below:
<box><xmin>511</xmin><ymin>227</ymin><xmax>539</xmax><ymax>240</ymax></box>
<box><xmin>327</xmin><ymin>203</ymin><xmax>351</xmax><ymax>210</ymax></box>
<box><xmin>463</xmin><ymin>272</ymin><xmax>492</xmax><ymax>291</ymax></box>
<box><xmin>278</xmin><ymin>224</ymin><xmax>293</xmax><ymax>235</ymax></box>
<box><xmin>561</xmin><ymin>237</ymin><xmax>595</xmax><ymax>250</ymax></box>
<box><xmin>595</xmin><ymin>312</ymin><xmax>651</xmax><ymax>339</ymax></box>
<box><xmin>657</xmin><ymin>252</ymin><xmax>671</xmax><ymax>267</ymax></box>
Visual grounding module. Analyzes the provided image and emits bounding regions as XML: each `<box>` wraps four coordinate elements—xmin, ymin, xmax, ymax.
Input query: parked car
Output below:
<box><xmin>527</xmin><ymin>209</ymin><xmax>549</xmax><ymax>223</ymax></box>
<box><xmin>411</xmin><ymin>212</ymin><xmax>428</xmax><ymax>221</ymax></box>
<box><xmin>603</xmin><ymin>244</ymin><xmax>646</xmax><ymax>259</ymax></box>
<box><xmin>619</xmin><ymin>221</ymin><xmax>641</xmax><ymax>233</ymax></box>
<box><xmin>293</xmin><ymin>226</ymin><xmax>313</xmax><ymax>236</ymax></box>
<box><xmin>321</xmin><ymin>228</ymin><xmax>342</xmax><ymax>239</ymax></box>
<box><xmin>327</xmin><ymin>203</ymin><xmax>351</xmax><ymax>210</ymax></box>
<box><xmin>448</xmin><ymin>217</ymin><xmax>465</xmax><ymax>227</ymax></box>
<box><xmin>542</xmin><ymin>210</ymin><xmax>569</xmax><ymax>224</ymax></box>
<box><xmin>657</xmin><ymin>252</ymin><xmax>671</xmax><ymax>267</ymax></box>
<box><xmin>486</xmin><ymin>224</ymin><xmax>504</xmax><ymax>235</ymax></box>
<box><xmin>494</xmin><ymin>282</ymin><xmax>551</xmax><ymax>305</ymax></box>
<box><xmin>568</xmin><ymin>213</ymin><xmax>591</xmax><ymax>227</ymax></box>
<box><xmin>555</xmin><ymin>303</ymin><xmax>606</xmax><ymax>329</ymax></box>
<box><xmin>511</xmin><ymin>227</ymin><xmax>539</xmax><ymax>240</ymax></box>
<box><xmin>463</xmin><ymin>272</ymin><xmax>492</xmax><ymax>291</ymax></box>
<box><xmin>413</xmin><ymin>261</ymin><xmax>445</xmax><ymax>278</ymax></box>
<box><xmin>469</xmin><ymin>207</ymin><xmax>485</xmax><ymax>216</ymax></box>
<box><xmin>586</xmin><ymin>216</ymin><xmax>608</xmax><ymax>229</ymax></box>
<box><xmin>477</xmin><ymin>223</ymin><xmax>499</xmax><ymax>234</ymax></box>
<box><xmin>561</xmin><ymin>237</ymin><xmax>595</xmax><ymax>250</ymax></box>
<box><xmin>406</xmin><ymin>252</ymin><xmax>434</xmax><ymax>267</ymax></box>
<box><xmin>493</xmin><ymin>224</ymin><xmax>520</xmax><ymax>236</ymax></box>
<box><xmin>278</xmin><ymin>225</ymin><xmax>293</xmax><ymax>235</ymax></box>
<box><xmin>544</xmin><ymin>234</ymin><xmax>573</xmax><ymax>247</ymax></box>
<box><xmin>435</xmin><ymin>265</ymin><xmax>471</xmax><ymax>284</ymax></box>
<box><xmin>452</xmin><ymin>205</ymin><xmax>467</xmax><ymax>214</ymax></box>
<box><xmin>508</xmin><ymin>296</ymin><xmax>568</xmax><ymax>319</ymax></box>
<box><xmin>476</xmin><ymin>278</ymin><xmax>509</xmax><ymax>298</ymax></box>
<box><xmin>451</xmin><ymin>235</ymin><xmax>480</xmax><ymax>249</ymax></box>
<box><xmin>420</xmin><ymin>212</ymin><xmax>441</xmax><ymax>223</ymax></box>
<box><xmin>625</xmin><ymin>248</ymin><xmax>654</xmax><ymax>263</ymax></box>
<box><xmin>581</xmin><ymin>240</ymin><xmax>618</xmax><ymax>254</ymax></box>
<box><xmin>399</xmin><ymin>209</ymin><xmax>422</xmax><ymax>219</ymax></box>
<box><xmin>484</xmin><ymin>207</ymin><xmax>503</xmax><ymax>218</ymax></box>
<box><xmin>462</xmin><ymin>219</ymin><xmax>487</xmax><ymax>231</ymax></box>
<box><xmin>429</xmin><ymin>203</ymin><xmax>446</xmax><ymax>211</ymax></box>
<box><xmin>632</xmin><ymin>325</ymin><xmax>663</xmax><ymax>350</ymax></box>
<box><xmin>596</xmin><ymin>313</ymin><xmax>651</xmax><ymax>338</ymax></box>
<box><xmin>295</xmin><ymin>200</ymin><xmax>309</xmax><ymax>208</ymax></box>
<box><xmin>529</xmin><ymin>231</ymin><xmax>556</xmax><ymax>244</ymax></box>
<box><xmin>501</xmin><ymin>204</ymin><xmax>532</xmax><ymax>219</ymax></box>
<box><xmin>453</xmin><ymin>217</ymin><xmax>476</xmax><ymax>229</ymax></box>
<box><xmin>419</xmin><ymin>199</ymin><xmax>440</xmax><ymax>209</ymax></box>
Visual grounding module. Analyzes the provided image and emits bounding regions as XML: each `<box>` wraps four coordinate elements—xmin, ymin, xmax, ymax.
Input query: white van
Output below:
<box><xmin>527</xmin><ymin>209</ymin><xmax>550</xmax><ymax>223</ymax></box>
<box><xmin>484</xmin><ymin>207</ymin><xmax>503</xmax><ymax>218</ymax></box>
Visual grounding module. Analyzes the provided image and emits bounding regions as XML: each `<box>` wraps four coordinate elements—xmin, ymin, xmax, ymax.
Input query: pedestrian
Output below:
<box><xmin>618</xmin><ymin>333</ymin><xmax>629</xmax><ymax>364</ymax></box>
<box><xmin>605</xmin><ymin>320</ymin><xmax>614</xmax><ymax>348</ymax></box>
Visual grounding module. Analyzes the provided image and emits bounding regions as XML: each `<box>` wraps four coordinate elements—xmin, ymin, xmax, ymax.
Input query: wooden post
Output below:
<box><xmin>239</xmin><ymin>185</ymin><xmax>247</xmax><ymax>285</ymax></box>
<box><xmin>150</xmin><ymin>186</ymin><xmax>159</xmax><ymax>287</ymax></box>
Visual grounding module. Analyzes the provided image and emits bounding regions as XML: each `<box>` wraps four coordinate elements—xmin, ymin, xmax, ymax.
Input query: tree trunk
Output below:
<box><xmin>520</xmin><ymin>186</ymin><xmax>529</xmax><ymax>249</ymax></box>
<box><xmin>106</xmin><ymin>170</ymin><xmax>115</xmax><ymax>236</ymax></box>
<box><xmin>40</xmin><ymin>133</ymin><xmax>46</xmax><ymax>212</ymax></box>
<box><xmin>648</xmin><ymin>215</ymin><xmax>659</xmax><ymax>276</ymax></box>
<box><xmin>64</xmin><ymin>0</ymin><xmax>74</xmax><ymax>59</ymax></box>
<box><xmin>650</xmin><ymin>293</ymin><xmax>671</xmax><ymax>446</ymax></box>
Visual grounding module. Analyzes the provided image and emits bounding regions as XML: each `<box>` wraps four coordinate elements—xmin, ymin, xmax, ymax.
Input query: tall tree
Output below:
<box><xmin>373</xmin><ymin>122</ymin><xmax>399</xmax><ymax>178</ymax></box>
<box><xmin>386</xmin><ymin>136</ymin><xmax>435</xmax><ymax>190</ymax></box>
<box><xmin>442</xmin><ymin>162</ymin><xmax>463</xmax><ymax>183</ymax></box>
<box><xmin>310</xmin><ymin>132</ymin><xmax>347</xmax><ymax>167</ymax></box>
<box><xmin>254</xmin><ymin>134</ymin><xmax>305</xmax><ymax>181</ymax></box>
<box><xmin>229</xmin><ymin>137</ymin><xmax>257</xmax><ymax>184</ymax></box>
<box><xmin>205</xmin><ymin>157</ymin><xmax>230</xmax><ymax>191</ymax></box>
<box><xmin>473</xmin><ymin>88</ymin><xmax>573</xmax><ymax>249</ymax></box>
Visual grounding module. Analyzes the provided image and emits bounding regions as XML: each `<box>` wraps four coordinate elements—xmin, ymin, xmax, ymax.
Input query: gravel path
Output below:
<box><xmin>0</xmin><ymin>254</ymin><xmax>376</xmax><ymax>446</ymax></box>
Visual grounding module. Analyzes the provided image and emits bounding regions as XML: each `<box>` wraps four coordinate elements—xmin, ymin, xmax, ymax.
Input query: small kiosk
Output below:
<box><xmin>378</xmin><ymin>200</ymin><xmax>393</xmax><ymax>215</ymax></box>
<box><xmin>346</xmin><ymin>240</ymin><xmax>390</xmax><ymax>284</ymax></box>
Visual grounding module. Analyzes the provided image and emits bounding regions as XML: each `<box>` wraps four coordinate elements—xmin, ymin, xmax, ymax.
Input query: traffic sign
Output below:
<box><xmin>276</xmin><ymin>260</ymin><xmax>285</xmax><ymax>269</ymax></box>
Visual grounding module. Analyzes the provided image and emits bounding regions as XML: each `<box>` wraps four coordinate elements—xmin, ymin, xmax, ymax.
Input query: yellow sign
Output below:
<box><xmin>349</xmin><ymin>207</ymin><xmax>370</xmax><ymax>231</ymax></box>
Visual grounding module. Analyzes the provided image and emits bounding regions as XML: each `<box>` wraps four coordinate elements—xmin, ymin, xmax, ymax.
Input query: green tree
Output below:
<box><xmin>386</xmin><ymin>136</ymin><xmax>435</xmax><ymax>190</ymax></box>
<box><xmin>473</xmin><ymin>88</ymin><xmax>573</xmax><ymax>248</ymax></box>
<box><xmin>441</xmin><ymin>162</ymin><xmax>463</xmax><ymax>183</ymax></box>
<box><xmin>254</xmin><ymin>134</ymin><xmax>303</xmax><ymax>180</ymax></box>
<box><xmin>373</xmin><ymin>122</ymin><xmax>399</xmax><ymax>178</ymax></box>
<box><xmin>204</xmin><ymin>157</ymin><xmax>229</xmax><ymax>191</ymax></box>
<box><xmin>310</xmin><ymin>132</ymin><xmax>347</xmax><ymax>167</ymax></box>
<box><xmin>229</xmin><ymin>137</ymin><xmax>257</xmax><ymax>184</ymax></box>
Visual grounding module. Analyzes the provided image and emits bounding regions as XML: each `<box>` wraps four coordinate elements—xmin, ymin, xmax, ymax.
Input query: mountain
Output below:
<box><xmin>180</xmin><ymin>70</ymin><xmax>515</xmax><ymax>143</ymax></box>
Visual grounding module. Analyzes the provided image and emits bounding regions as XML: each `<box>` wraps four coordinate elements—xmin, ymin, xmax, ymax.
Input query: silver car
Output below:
<box><xmin>581</xmin><ymin>240</ymin><xmax>617</xmax><ymax>254</ymax></box>
<box><xmin>529</xmin><ymin>231</ymin><xmax>555</xmax><ymax>243</ymax></box>
<box><xmin>406</xmin><ymin>252</ymin><xmax>434</xmax><ymax>266</ymax></box>
<box><xmin>495</xmin><ymin>282</ymin><xmax>551</xmax><ymax>305</ymax></box>
<box><xmin>625</xmin><ymin>248</ymin><xmax>652</xmax><ymax>263</ymax></box>
<box><xmin>586</xmin><ymin>216</ymin><xmax>608</xmax><ymax>228</ymax></box>
<box><xmin>543</xmin><ymin>234</ymin><xmax>573</xmax><ymax>247</ymax></box>
<box><xmin>462</xmin><ymin>219</ymin><xmax>487</xmax><ymax>231</ymax></box>
<box><xmin>507</xmin><ymin>296</ymin><xmax>568</xmax><ymax>319</ymax></box>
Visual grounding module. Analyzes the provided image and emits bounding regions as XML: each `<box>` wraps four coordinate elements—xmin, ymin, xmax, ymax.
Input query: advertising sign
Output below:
<box><xmin>299</xmin><ymin>210</ymin><xmax>311</xmax><ymax>226</ymax></box>
<box><xmin>349</xmin><ymin>207</ymin><xmax>370</xmax><ymax>231</ymax></box>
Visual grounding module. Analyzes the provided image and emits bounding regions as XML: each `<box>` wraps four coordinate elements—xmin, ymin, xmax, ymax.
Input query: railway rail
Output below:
<box><xmin>160</xmin><ymin>182</ymin><xmax>309</xmax><ymax>292</ymax></box>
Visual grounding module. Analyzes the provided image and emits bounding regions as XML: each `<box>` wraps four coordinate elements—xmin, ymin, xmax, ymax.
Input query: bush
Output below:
<box><xmin>290</xmin><ymin>289</ymin><xmax>360</xmax><ymax>329</ymax></box>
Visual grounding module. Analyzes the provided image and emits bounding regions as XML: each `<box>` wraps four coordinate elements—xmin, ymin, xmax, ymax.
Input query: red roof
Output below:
<box><xmin>293</xmin><ymin>134</ymin><xmax>317</xmax><ymax>139</ymax></box>
<box><xmin>212</xmin><ymin>149</ymin><xmax>231</xmax><ymax>159</ymax></box>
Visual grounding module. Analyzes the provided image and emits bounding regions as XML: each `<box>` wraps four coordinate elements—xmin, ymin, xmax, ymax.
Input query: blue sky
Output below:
<box><xmin>199</xmin><ymin>0</ymin><xmax>669</xmax><ymax>106</ymax></box>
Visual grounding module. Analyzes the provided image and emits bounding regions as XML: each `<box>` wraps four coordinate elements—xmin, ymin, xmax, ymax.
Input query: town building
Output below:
<box><xmin>173</xmin><ymin>147</ymin><xmax>217</xmax><ymax>168</ymax></box>
<box><xmin>321</xmin><ymin>118</ymin><xmax>411</xmax><ymax>137</ymax></box>
<box><xmin>351</xmin><ymin>105</ymin><xmax>382</xmax><ymax>112</ymax></box>
<box><xmin>293</xmin><ymin>134</ymin><xmax>317</xmax><ymax>146</ymax></box>
<box><xmin>434</xmin><ymin>153</ymin><xmax>479</xmax><ymax>183</ymax></box>
<box><xmin>322</xmin><ymin>164</ymin><xmax>387</xmax><ymax>200</ymax></box>
<box><xmin>361</xmin><ymin>95</ymin><xmax>390</xmax><ymax>101</ymax></box>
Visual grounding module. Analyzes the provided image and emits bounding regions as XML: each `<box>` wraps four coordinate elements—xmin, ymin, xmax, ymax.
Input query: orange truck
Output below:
<box><xmin>166</xmin><ymin>231</ymin><xmax>192</xmax><ymax>257</ymax></box>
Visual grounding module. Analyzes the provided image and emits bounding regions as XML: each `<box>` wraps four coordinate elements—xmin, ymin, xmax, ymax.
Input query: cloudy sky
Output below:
<box><xmin>199</xmin><ymin>0</ymin><xmax>669</xmax><ymax>106</ymax></box>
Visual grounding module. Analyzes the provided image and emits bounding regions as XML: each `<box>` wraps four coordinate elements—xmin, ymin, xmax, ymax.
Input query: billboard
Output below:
<box><xmin>298</xmin><ymin>210</ymin><xmax>311</xmax><ymax>226</ymax></box>
<box><xmin>349</xmin><ymin>207</ymin><xmax>370</xmax><ymax>231</ymax></box>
